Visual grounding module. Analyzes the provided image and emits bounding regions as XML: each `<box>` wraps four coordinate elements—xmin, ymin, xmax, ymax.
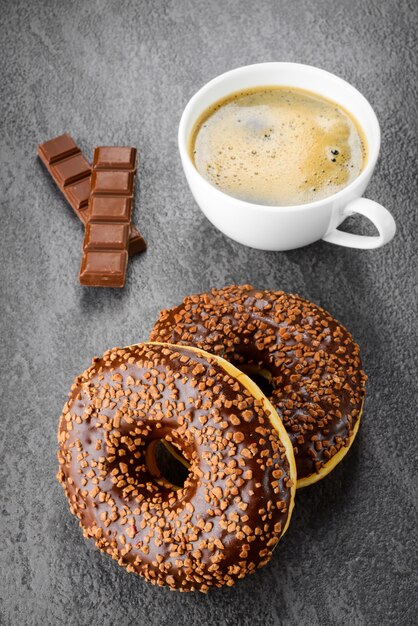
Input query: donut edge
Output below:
<box><xmin>296</xmin><ymin>398</ymin><xmax>364</xmax><ymax>489</ymax></box>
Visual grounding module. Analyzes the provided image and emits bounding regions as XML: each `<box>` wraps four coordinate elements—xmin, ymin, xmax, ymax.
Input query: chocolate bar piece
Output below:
<box><xmin>93</xmin><ymin>146</ymin><xmax>137</xmax><ymax>170</ymax></box>
<box><xmin>84</xmin><ymin>223</ymin><xmax>130</xmax><ymax>250</ymax></box>
<box><xmin>79</xmin><ymin>251</ymin><xmax>128</xmax><ymax>287</ymax></box>
<box><xmin>79</xmin><ymin>147</ymin><xmax>137</xmax><ymax>288</ymax></box>
<box><xmin>38</xmin><ymin>134</ymin><xmax>146</xmax><ymax>255</ymax></box>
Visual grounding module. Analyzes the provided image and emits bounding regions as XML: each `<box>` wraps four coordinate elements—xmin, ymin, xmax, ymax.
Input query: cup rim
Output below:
<box><xmin>178</xmin><ymin>62</ymin><xmax>381</xmax><ymax>212</ymax></box>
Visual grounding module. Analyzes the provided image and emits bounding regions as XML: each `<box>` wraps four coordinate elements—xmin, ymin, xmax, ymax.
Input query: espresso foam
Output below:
<box><xmin>190</xmin><ymin>87</ymin><xmax>367</xmax><ymax>206</ymax></box>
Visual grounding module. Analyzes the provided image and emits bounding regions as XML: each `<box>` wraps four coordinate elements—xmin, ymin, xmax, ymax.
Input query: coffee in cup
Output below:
<box><xmin>190</xmin><ymin>86</ymin><xmax>367</xmax><ymax>206</ymax></box>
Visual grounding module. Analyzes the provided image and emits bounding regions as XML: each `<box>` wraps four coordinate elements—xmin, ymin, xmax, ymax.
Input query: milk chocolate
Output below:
<box><xmin>79</xmin><ymin>251</ymin><xmax>128</xmax><ymax>288</ymax></box>
<box><xmin>79</xmin><ymin>147</ymin><xmax>137</xmax><ymax>288</ymax></box>
<box><xmin>84</xmin><ymin>223</ymin><xmax>130</xmax><ymax>251</ymax></box>
<box><xmin>38</xmin><ymin>134</ymin><xmax>146</xmax><ymax>255</ymax></box>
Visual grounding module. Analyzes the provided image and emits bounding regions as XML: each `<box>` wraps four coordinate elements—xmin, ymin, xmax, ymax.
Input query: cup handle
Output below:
<box><xmin>322</xmin><ymin>198</ymin><xmax>396</xmax><ymax>249</ymax></box>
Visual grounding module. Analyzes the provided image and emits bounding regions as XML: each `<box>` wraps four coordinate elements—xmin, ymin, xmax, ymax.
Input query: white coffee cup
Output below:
<box><xmin>178</xmin><ymin>62</ymin><xmax>396</xmax><ymax>251</ymax></box>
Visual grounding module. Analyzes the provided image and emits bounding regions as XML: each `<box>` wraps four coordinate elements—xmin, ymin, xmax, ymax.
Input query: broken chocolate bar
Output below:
<box><xmin>38</xmin><ymin>134</ymin><xmax>146</xmax><ymax>255</ymax></box>
<box><xmin>79</xmin><ymin>147</ymin><xmax>137</xmax><ymax>288</ymax></box>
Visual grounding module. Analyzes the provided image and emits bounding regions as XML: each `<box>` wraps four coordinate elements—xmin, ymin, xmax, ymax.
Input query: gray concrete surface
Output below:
<box><xmin>1</xmin><ymin>0</ymin><xmax>417</xmax><ymax>624</ymax></box>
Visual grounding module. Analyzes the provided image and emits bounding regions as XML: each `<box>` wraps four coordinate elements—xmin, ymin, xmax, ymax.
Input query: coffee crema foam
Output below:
<box><xmin>190</xmin><ymin>86</ymin><xmax>367</xmax><ymax>206</ymax></box>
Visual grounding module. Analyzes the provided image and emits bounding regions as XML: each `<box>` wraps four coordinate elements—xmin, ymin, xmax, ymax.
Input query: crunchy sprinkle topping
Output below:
<box><xmin>150</xmin><ymin>285</ymin><xmax>367</xmax><ymax>480</ymax></box>
<box><xmin>57</xmin><ymin>342</ymin><xmax>293</xmax><ymax>592</ymax></box>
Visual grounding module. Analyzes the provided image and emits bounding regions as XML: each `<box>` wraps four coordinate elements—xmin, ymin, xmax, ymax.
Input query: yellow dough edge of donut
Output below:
<box><xmin>148</xmin><ymin>341</ymin><xmax>297</xmax><ymax>538</ymax></box>
<box><xmin>296</xmin><ymin>398</ymin><xmax>364</xmax><ymax>489</ymax></box>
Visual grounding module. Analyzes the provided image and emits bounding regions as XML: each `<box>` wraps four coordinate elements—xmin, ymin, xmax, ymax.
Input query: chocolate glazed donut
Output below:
<box><xmin>57</xmin><ymin>342</ymin><xmax>296</xmax><ymax>592</ymax></box>
<box><xmin>150</xmin><ymin>286</ymin><xmax>367</xmax><ymax>487</ymax></box>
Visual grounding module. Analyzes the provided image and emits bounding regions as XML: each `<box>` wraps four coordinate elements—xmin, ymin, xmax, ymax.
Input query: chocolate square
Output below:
<box><xmin>90</xmin><ymin>170</ymin><xmax>134</xmax><ymax>195</ymax></box>
<box><xmin>89</xmin><ymin>196</ymin><xmax>132</xmax><ymax>223</ymax></box>
<box><xmin>51</xmin><ymin>153</ymin><xmax>91</xmax><ymax>187</ymax></box>
<box><xmin>93</xmin><ymin>146</ymin><xmax>137</xmax><ymax>170</ymax></box>
<box><xmin>79</xmin><ymin>251</ymin><xmax>128</xmax><ymax>288</ymax></box>
<box><xmin>84</xmin><ymin>223</ymin><xmax>130</xmax><ymax>251</ymax></box>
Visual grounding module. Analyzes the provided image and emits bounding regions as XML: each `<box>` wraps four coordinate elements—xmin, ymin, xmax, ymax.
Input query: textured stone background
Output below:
<box><xmin>1</xmin><ymin>0</ymin><xmax>417</xmax><ymax>624</ymax></box>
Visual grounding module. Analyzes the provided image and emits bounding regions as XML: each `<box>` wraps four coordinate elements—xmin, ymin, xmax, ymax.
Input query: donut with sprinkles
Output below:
<box><xmin>57</xmin><ymin>342</ymin><xmax>296</xmax><ymax>591</ymax></box>
<box><xmin>150</xmin><ymin>285</ymin><xmax>367</xmax><ymax>487</ymax></box>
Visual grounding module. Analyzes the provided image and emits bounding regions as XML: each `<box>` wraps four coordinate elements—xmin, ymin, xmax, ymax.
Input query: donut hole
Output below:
<box><xmin>145</xmin><ymin>439</ymin><xmax>190</xmax><ymax>490</ymax></box>
<box><xmin>238</xmin><ymin>364</ymin><xmax>275</xmax><ymax>398</ymax></box>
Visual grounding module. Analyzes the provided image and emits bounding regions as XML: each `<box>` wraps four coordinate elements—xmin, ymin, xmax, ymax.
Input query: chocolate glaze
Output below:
<box><xmin>57</xmin><ymin>343</ymin><xmax>294</xmax><ymax>592</ymax></box>
<box><xmin>150</xmin><ymin>286</ymin><xmax>367</xmax><ymax>481</ymax></box>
